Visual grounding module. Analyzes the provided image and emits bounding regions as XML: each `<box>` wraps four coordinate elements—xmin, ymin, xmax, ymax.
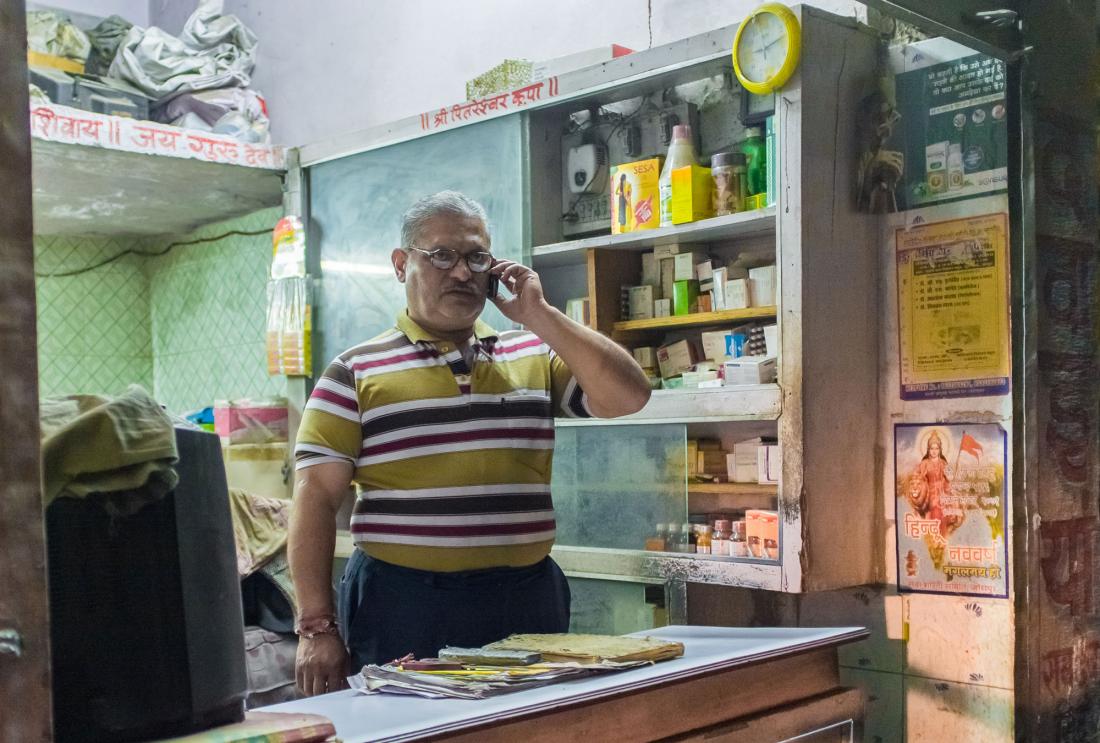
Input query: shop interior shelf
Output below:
<box><xmin>551</xmin><ymin>544</ymin><xmax>782</xmax><ymax>590</ymax></box>
<box><xmin>556</xmin><ymin>383</ymin><xmax>781</xmax><ymax>426</ymax></box>
<box><xmin>531</xmin><ymin>207</ymin><xmax>777</xmax><ymax>268</ymax></box>
<box><xmin>31</xmin><ymin>137</ymin><xmax>285</xmax><ymax>237</ymax></box>
<box><xmin>613</xmin><ymin>306</ymin><xmax>777</xmax><ymax>333</ymax></box>
<box><xmin>688</xmin><ymin>482</ymin><xmax>779</xmax><ymax>512</ymax></box>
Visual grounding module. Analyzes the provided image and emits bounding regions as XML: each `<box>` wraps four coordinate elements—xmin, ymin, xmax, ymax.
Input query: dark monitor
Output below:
<box><xmin>47</xmin><ymin>426</ymin><xmax>247</xmax><ymax>742</ymax></box>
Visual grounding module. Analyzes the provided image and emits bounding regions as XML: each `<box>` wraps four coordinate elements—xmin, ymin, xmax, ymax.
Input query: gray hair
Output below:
<box><xmin>400</xmin><ymin>191</ymin><xmax>490</xmax><ymax>248</ymax></box>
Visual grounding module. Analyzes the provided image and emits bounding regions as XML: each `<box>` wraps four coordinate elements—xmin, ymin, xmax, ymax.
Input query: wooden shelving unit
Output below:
<box><xmin>614</xmin><ymin>306</ymin><xmax>777</xmax><ymax>333</ymax></box>
<box><xmin>688</xmin><ymin>482</ymin><xmax>779</xmax><ymax>513</ymax></box>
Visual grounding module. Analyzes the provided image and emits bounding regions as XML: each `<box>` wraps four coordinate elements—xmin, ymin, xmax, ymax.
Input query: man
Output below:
<box><xmin>290</xmin><ymin>191</ymin><xmax>651</xmax><ymax>696</ymax></box>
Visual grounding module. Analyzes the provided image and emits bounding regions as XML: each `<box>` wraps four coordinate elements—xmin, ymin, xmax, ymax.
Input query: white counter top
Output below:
<box><xmin>257</xmin><ymin>625</ymin><xmax>867</xmax><ymax>743</ymax></box>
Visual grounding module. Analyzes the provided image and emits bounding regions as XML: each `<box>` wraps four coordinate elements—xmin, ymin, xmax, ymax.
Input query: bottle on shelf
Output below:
<box><xmin>659</xmin><ymin>124</ymin><xmax>699</xmax><ymax>227</ymax></box>
<box><xmin>695</xmin><ymin>525</ymin><xmax>713</xmax><ymax>554</ymax></box>
<box><xmin>740</xmin><ymin>126</ymin><xmax>767</xmax><ymax>196</ymax></box>
<box><xmin>644</xmin><ymin>523</ymin><xmax>668</xmax><ymax>551</ymax></box>
<box><xmin>678</xmin><ymin>523</ymin><xmax>695</xmax><ymax>553</ymax></box>
<box><xmin>729</xmin><ymin>519</ymin><xmax>747</xmax><ymax>557</ymax></box>
<box><xmin>712</xmin><ymin>519</ymin><xmax>731</xmax><ymax>556</ymax></box>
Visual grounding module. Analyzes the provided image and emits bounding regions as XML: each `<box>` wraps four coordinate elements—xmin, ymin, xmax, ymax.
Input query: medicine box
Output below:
<box><xmin>701</xmin><ymin>329</ymin><xmax>734</xmax><ymax>363</ymax></box>
<box><xmin>633</xmin><ymin>346</ymin><xmax>658</xmax><ymax>371</ymax></box>
<box><xmin>749</xmin><ymin>265</ymin><xmax>777</xmax><ymax>306</ymax></box>
<box><xmin>746</xmin><ymin>509</ymin><xmax>779</xmax><ymax>559</ymax></box>
<box><xmin>727</xmin><ymin>438</ymin><xmax>763</xmax><ymax>483</ymax></box>
<box><xmin>724</xmin><ymin>278</ymin><xmax>751</xmax><ymax>309</ymax></box>
<box><xmin>657</xmin><ymin>339</ymin><xmax>697</xmax><ymax>379</ymax></box>
<box><xmin>757</xmin><ymin>444</ymin><xmax>780</xmax><ymax>484</ymax></box>
<box><xmin>673</xmin><ymin>252</ymin><xmax>697</xmax><ymax>282</ymax></box>
<box><xmin>610</xmin><ymin>158</ymin><xmax>662</xmax><ymax>234</ymax></box>
<box><xmin>628</xmin><ymin>285</ymin><xmax>654</xmax><ymax>320</ymax></box>
<box><xmin>641</xmin><ymin>252</ymin><xmax>659</xmax><ymax>289</ymax></box>
<box><xmin>672</xmin><ymin>279</ymin><xmax>699</xmax><ymax>316</ymax></box>
<box><xmin>722</xmin><ymin>356</ymin><xmax>777</xmax><ymax>385</ymax></box>
<box><xmin>654</xmin><ymin>298</ymin><xmax>672</xmax><ymax>317</ymax></box>
<box><xmin>671</xmin><ymin>165</ymin><xmax>714</xmax><ymax>224</ymax></box>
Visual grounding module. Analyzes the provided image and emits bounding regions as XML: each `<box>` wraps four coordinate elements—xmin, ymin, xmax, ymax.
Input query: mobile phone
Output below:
<box><xmin>487</xmin><ymin>274</ymin><xmax>500</xmax><ymax>298</ymax></box>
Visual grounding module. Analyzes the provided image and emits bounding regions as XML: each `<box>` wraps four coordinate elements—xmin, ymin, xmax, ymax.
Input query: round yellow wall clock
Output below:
<box><xmin>732</xmin><ymin>3</ymin><xmax>802</xmax><ymax>96</ymax></box>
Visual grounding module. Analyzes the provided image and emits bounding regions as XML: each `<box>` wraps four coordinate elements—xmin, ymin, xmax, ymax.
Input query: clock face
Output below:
<box><xmin>736</xmin><ymin>11</ymin><xmax>789</xmax><ymax>85</ymax></box>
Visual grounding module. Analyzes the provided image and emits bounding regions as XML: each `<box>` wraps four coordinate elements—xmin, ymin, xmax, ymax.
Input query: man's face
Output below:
<box><xmin>392</xmin><ymin>213</ymin><xmax>492</xmax><ymax>333</ymax></box>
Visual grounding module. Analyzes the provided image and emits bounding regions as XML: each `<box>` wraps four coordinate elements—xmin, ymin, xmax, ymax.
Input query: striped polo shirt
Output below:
<box><xmin>295</xmin><ymin>311</ymin><xmax>591</xmax><ymax>572</ymax></box>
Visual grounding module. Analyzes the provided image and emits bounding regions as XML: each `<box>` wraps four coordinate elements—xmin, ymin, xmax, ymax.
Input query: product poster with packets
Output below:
<box><xmin>895</xmin><ymin>423</ymin><xmax>1008</xmax><ymax>598</ymax></box>
<box><xmin>896</xmin><ymin>211</ymin><xmax>1010</xmax><ymax>400</ymax></box>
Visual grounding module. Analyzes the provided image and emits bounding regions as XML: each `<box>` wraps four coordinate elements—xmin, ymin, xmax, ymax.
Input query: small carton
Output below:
<box><xmin>723</xmin><ymin>278</ymin><xmax>751</xmax><ymax>310</ymax></box>
<box><xmin>633</xmin><ymin>346</ymin><xmax>658</xmax><ymax>371</ymax></box>
<box><xmin>746</xmin><ymin>509</ymin><xmax>779</xmax><ymax>559</ymax></box>
<box><xmin>673</xmin><ymin>252</ymin><xmax>697</xmax><ymax>282</ymax></box>
<box><xmin>701</xmin><ymin>329</ymin><xmax>735</xmax><ymax>363</ymax></box>
<box><xmin>641</xmin><ymin>252</ymin><xmax>659</xmax><ymax>289</ymax></box>
<box><xmin>671</xmin><ymin>164</ymin><xmax>714</xmax><ymax>224</ymax></box>
<box><xmin>659</xmin><ymin>257</ymin><xmax>677</xmax><ymax>300</ymax></box>
<box><xmin>628</xmin><ymin>285</ymin><xmax>654</xmax><ymax>320</ymax></box>
<box><xmin>697</xmin><ymin>293</ymin><xmax>713</xmax><ymax>313</ymax></box>
<box><xmin>672</xmin><ymin>279</ymin><xmax>699</xmax><ymax>316</ymax></box>
<box><xmin>695</xmin><ymin>260</ymin><xmax>714</xmax><ymax>282</ymax></box>
<box><xmin>762</xmin><ymin>323</ymin><xmax>779</xmax><ymax>357</ymax></box>
<box><xmin>728</xmin><ymin>438</ymin><xmax>763</xmax><ymax>483</ymax></box>
<box><xmin>610</xmin><ymin>157</ymin><xmax>663</xmax><ymax>234</ymax></box>
<box><xmin>722</xmin><ymin>356</ymin><xmax>777</xmax><ymax>385</ymax></box>
<box><xmin>657</xmin><ymin>339</ymin><xmax>697</xmax><ymax>379</ymax></box>
<box><xmin>749</xmin><ymin>265</ymin><xmax>777</xmax><ymax>306</ymax></box>
<box><xmin>654</xmin><ymin>298</ymin><xmax>672</xmax><ymax>317</ymax></box>
<box><xmin>565</xmin><ymin>297</ymin><xmax>590</xmax><ymax>325</ymax></box>
<box><xmin>652</xmin><ymin>242</ymin><xmax>702</xmax><ymax>261</ymax></box>
<box><xmin>711</xmin><ymin>267</ymin><xmax>728</xmax><ymax>310</ymax></box>
<box><xmin>757</xmin><ymin>444</ymin><xmax>780</xmax><ymax>484</ymax></box>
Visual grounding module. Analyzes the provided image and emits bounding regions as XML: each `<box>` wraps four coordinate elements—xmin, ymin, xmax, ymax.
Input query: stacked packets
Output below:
<box><xmin>349</xmin><ymin>633</ymin><xmax>684</xmax><ymax>700</ymax></box>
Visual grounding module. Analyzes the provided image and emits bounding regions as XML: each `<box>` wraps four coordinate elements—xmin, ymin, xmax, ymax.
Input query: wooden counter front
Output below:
<box><xmin>258</xmin><ymin>626</ymin><xmax>867</xmax><ymax>742</ymax></box>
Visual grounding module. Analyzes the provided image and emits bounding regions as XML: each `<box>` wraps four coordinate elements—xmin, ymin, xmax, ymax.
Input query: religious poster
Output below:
<box><xmin>895</xmin><ymin>423</ymin><xmax>1008</xmax><ymax>598</ymax></box>
<box><xmin>896</xmin><ymin>212</ymin><xmax>1010</xmax><ymax>400</ymax></box>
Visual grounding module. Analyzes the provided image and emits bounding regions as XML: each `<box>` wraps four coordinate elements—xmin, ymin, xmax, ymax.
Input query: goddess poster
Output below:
<box><xmin>895</xmin><ymin>423</ymin><xmax>1008</xmax><ymax>597</ymax></box>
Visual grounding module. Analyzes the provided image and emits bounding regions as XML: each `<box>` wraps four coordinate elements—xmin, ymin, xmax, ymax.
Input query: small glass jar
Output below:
<box><xmin>712</xmin><ymin>151</ymin><xmax>747</xmax><ymax>216</ymax></box>
<box><xmin>729</xmin><ymin>520</ymin><xmax>747</xmax><ymax>557</ymax></box>
<box><xmin>712</xmin><ymin>519</ymin><xmax>731</xmax><ymax>557</ymax></box>
<box><xmin>695</xmin><ymin>525</ymin><xmax>713</xmax><ymax>554</ymax></box>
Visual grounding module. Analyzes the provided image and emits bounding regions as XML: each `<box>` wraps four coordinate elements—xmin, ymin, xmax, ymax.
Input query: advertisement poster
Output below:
<box><xmin>894</xmin><ymin>53</ymin><xmax>1007</xmax><ymax>210</ymax></box>
<box><xmin>895</xmin><ymin>423</ymin><xmax>1008</xmax><ymax>598</ymax></box>
<box><xmin>896</xmin><ymin>212</ymin><xmax>1010</xmax><ymax>400</ymax></box>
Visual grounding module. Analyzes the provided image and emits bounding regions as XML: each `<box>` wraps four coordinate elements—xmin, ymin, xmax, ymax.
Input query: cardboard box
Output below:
<box><xmin>757</xmin><ymin>444</ymin><xmax>780</xmax><ymax>484</ymax></box>
<box><xmin>657</xmin><ymin>339</ymin><xmax>697</xmax><ymax>379</ymax></box>
<box><xmin>659</xmin><ymin>257</ymin><xmax>676</xmax><ymax>300</ymax></box>
<box><xmin>652</xmin><ymin>242</ymin><xmax>701</xmax><ymax>260</ymax></box>
<box><xmin>565</xmin><ymin>297</ymin><xmax>590</xmax><ymax>325</ymax></box>
<box><xmin>610</xmin><ymin>158</ymin><xmax>663</xmax><ymax>234</ymax></box>
<box><xmin>654</xmin><ymin>298</ymin><xmax>672</xmax><ymax>318</ymax></box>
<box><xmin>722</xmin><ymin>356</ymin><xmax>777</xmax><ymax>385</ymax></box>
<box><xmin>762</xmin><ymin>323</ymin><xmax>779</xmax><ymax>357</ymax></box>
<box><xmin>695</xmin><ymin>261</ymin><xmax>714</xmax><ymax>282</ymax></box>
<box><xmin>728</xmin><ymin>438</ymin><xmax>763</xmax><ymax>483</ymax></box>
<box><xmin>698</xmin><ymin>293</ymin><xmax>713</xmax><ymax>313</ymax></box>
<box><xmin>746</xmin><ymin>509</ymin><xmax>779</xmax><ymax>559</ymax></box>
<box><xmin>723</xmin><ymin>278</ymin><xmax>751</xmax><ymax>310</ymax></box>
<box><xmin>673</xmin><ymin>252</ymin><xmax>697</xmax><ymax>281</ymax></box>
<box><xmin>711</xmin><ymin>267</ymin><xmax>728</xmax><ymax>310</ymax></box>
<box><xmin>749</xmin><ymin>265</ymin><xmax>777</xmax><ymax>306</ymax></box>
<box><xmin>633</xmin><ymin>346</ymin><xmax>658</xmax><ymax>370</ymax></box>
<box><xmin>628</xmin><ymin>285</ymin><xmax>655</xmax><ymax>320</ymax></box>
<box><xmin>641</xmin><ymin>252</ymin><xmax>659</xmax><ymax>289</ymax></box>
<box><xmin>701</xmin><ymin>329</ymin><xmax>735</xmax><ymax>363</ymax></box>
<box><xmin>697</xmin><ymin>448</ymin><xmax>728</xmax><ymax>475</ymax></box>
<box><xmin>672</xmin><ymin>279</ymin><xmax>699</xmax><ymax>316</ymax></box>
<box><xmin>682</xmin><ymin>369</ymin><xmax>719</xmax><ymax>388</ymax></box>
<box><xmin>671</xmin><ymin>165</ymin><xmax>714</xmax><ymax>224</ymax></box>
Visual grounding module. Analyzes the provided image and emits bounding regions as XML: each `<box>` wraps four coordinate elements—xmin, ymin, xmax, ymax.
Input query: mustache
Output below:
<box><xmin>443</xmin><ymin>281</ymin><xmax>480</xmax><ymax>293</ymax></box>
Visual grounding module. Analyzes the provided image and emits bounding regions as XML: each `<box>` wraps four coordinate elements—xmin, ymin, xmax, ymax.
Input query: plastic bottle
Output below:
<box><xmin>645</xmin><ymin>523</ymin><xmax>667</xmax><ymax>551</ymax></box>
<box><xmin>740</xmin><ymin>127</ymin><xmax>767</xmax><ymax>196</ymax></box>
<box><xmin>695</xmin><ymin>525</ymin><xmax>713</xmax><ymax>554</ymax></box>
<box><xmin>711</xmin><ymin>152</ymin><xmax>747</xmax><ymax>216</ymax></box>
<box><xmin>659</xmin><ymin>124</ymin><xmax>699</xmax><ymax>227</ymax></box>
<box><xmin>947</xmin><ymin>143</ymin><xmax>964</xmax><ymax>191</ymax></box>
<box><xmin>712</xmin><ymin>519</ymin><xmax>731</xmax><ymax>556</ymax></box>
<box><xmin>678</xmin><ymin>523</ymin><xmax>695</xmax><ymax>553</ymax></box>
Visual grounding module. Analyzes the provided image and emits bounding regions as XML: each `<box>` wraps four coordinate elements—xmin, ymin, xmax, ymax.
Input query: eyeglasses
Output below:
<box><xmin>407</xmin><ymin>247</ymin><xmax>494</xmax><ymax>273</ymax></box>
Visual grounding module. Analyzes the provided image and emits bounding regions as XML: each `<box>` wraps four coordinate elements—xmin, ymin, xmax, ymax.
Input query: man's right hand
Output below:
<box><xmin>296</xmin><ymin>633</ymin><xmax>350</xmax><ymax>697</ymax></box>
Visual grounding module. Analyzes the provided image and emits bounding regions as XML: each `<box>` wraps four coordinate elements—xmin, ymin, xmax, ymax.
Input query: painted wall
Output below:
<box><xmin>35</xmin><ymin>235</ymin><xmax>154</xmax><ymax>398</ymax></box>
<box><xmin>34</xmin><ymin>207</ymin><xmax>285</xmax><ymax>414</ymax></box>
<box><xmin>148</xmin><ymin>0</ymin><xmax>864</xmax><ymax>146</ymax></box>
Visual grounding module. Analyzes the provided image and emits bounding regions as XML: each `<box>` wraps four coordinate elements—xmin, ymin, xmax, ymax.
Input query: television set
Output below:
<box><xmin>47</xmin><ymin>426</ymin><xmax>247</xmax><ymax>742</ymax></box>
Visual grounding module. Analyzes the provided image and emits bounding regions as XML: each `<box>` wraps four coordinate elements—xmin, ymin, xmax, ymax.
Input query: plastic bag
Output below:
<box><xmin>154</xmin><ymin>86</ymin><xmax>270</xmax><ymax>143</ymax></box>
<box><xmin>107</xmin><ymin>0</ymin><xmax>257</xmax><ymax>100</ymax></box>
<box><xmin>26</xmin><ymin>10</ymin><xmax>91</xmax><ymax>62</ymax></box>
<box><xmin>84</xmin><ymin>15</ymin><xmax>133</xmax><ymax>76</ymax></box>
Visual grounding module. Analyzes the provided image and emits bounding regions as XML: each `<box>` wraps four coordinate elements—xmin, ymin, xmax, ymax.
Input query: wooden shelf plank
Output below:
<box><xmin>531</xmin><ymin>207</ymin><xmax>776</xmax><ymax>268</ymax></box>
<box><xmin>613</xmin><ymin>306</ymin><xmax>776</xmax><ymax>333</ymax></box>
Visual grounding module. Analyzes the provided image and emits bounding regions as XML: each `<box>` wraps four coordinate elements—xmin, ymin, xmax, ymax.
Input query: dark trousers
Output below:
<box><xmin>338</xmin><ymin>550</ymin><xmax>571</xmax><ymax>671</ymax></box>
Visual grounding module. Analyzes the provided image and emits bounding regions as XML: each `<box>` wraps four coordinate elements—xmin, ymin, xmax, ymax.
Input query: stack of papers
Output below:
<box><xmin>348</xmin><ymin>633</ymin><xmax>685</xmax><ymax>700</ymax></box>
<box><xmin>350</xmin><ymin>660</ymin><xmax>649</xmax><ymax>699</ymax></box>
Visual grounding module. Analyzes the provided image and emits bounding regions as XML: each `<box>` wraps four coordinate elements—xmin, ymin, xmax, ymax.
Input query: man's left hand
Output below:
<box><xmin>488</xmin><ymin>259</ymin><xmax>551</xmax><ymax>326</ymax></box>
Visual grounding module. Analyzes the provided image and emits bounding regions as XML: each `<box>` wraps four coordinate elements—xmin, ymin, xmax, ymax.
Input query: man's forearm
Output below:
<box><xmin>525</xmin><ymin>301</ymin><xmax>651</xmax><ymax>418</ymax></box>
<box><xmin>288</xmin><ymin>484</ymin><xmax>342</xmax><ymax>621</ymax></box>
